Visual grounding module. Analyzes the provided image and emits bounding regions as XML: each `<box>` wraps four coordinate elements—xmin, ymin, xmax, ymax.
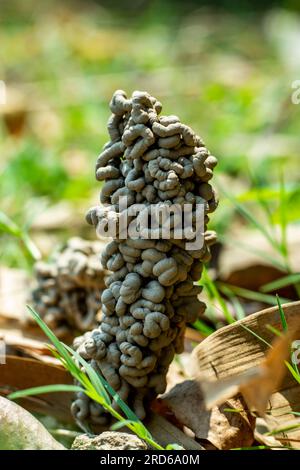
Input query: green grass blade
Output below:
<box><xmin>230</xmin><ymin>296</ymin><xmax>245</xmax><ymax>320</ymax></box>
<box><xmin>223</xmin><ymin>408</ymin><xmax>244</xmax><ymax>413</ymax></box>
<box><xmin>64</xmin><ymin>345</ymin><xmax>152</xmax><ymax>440</ymax></box>
<box><xmin>276</xmin><ymin>297</ymin><xmax>300</xmax><ymax>377</ymax></box>
<box><xmin>267</xmin><ymin>421</ymin><xmax>300</xmax><ymax>436</ymax></box>
<box><xmin>232</xmin><ymin>445</ymin><xmax>291</xmax><ymax>450</ymax></box>
<box><xmin>46</xmin><ymin>345</ymin><xmax>93</xmax><ymax>389</ymax></box>
<box><xmin>246</xmin><ymin>167</ymin><xmax>274</xmax><ymax>231</ymax></box>
<box><xmin>276</xmin><ymin>295</ymin><xmax>288</xmax><ymax>332</ymax></box>
<box><xmin>218</xmin><ymin>234</ymin><xmax>287</xmax><ymax>272</ymax></box>
<box><xmin>221</xmin><ymin>188</ymin><xmax>281</xmax><ymax>254</ymax></box>
<box><xmin>218</xmin><ymin>283</ymin><xmax>291</xmax><ymax>306</ymax></box>
<box><xmin>236</xmin><ymin>187</ymin><xmax>280</xmax><ymax>204</ymax></box>
<box><xmin>285</xmin><ymin>361</ymin><xmax>300</xmax><ymax>385</ymax></box>
<box><xmin>239</xmin><ymin>323</ymin><xmax>272</xmax><ymax>348</ymax></box>
<box><xmin>110</xmin><ymin>420</ymin><xmax>137</xmax><ymax>431</ymax></box>
<box><xmin>278</xmin><ymin>170</ymin><xmax>288</xmax><ymax>261</ymax></box>
<box><xmin>8</xmin><ymin>384</ymin><xmax>84</xmax><ymax>400</ymax></box>
<box><xmin>0</xmin><ymin>211</ymin><xmax>21</xmax><ymax>236</ymax></box>
<box><xmin>261</xmin><ymin>274</ymin><xmax>300</xmax><ymax>293</ymax></box>
<box><xmin>192</xmin><ymin>319</ymin><xmax>215</xmax><ymax>336</ymax></box>
<box><xmin>0</xmin><ymin>211</ymin><xmax>41</xmax><ymax>261</ymax></box>
<box><xmin>166</xmin><ymin>444</ymin><xmax>184</xmax><ymax>450</ymax></box>
<box><xmin>219</xmin><ymin>284</ymin><xmax>246</xmax><ymax>320</ymax></box>
<box><xmin>26</xmin><ymin>306</ymin><xmax>171</xmax><ymax>450</ymax></box>
<box><xmin>27</xmin><ymin>306</ymin><xmax>91</xmax><ymax>384</ymax></box>
<box><xmin>21</xmin><ymin>232</ymin><xmax>41</xmax><ymax>260</ymax></box>
<box><xmin>63</xmin><ymin>344</ymin><xmax>111</xmax><ymax>406</ymax></box>
<box><xmin>266</xmin><ymin>324</ymin><xmax>282</xmax><ymax>337</ymax></box>
<box><xmin>202</xmin><ymin>268</ymin><xmax>235</xmax><ymax>324</ymax></box>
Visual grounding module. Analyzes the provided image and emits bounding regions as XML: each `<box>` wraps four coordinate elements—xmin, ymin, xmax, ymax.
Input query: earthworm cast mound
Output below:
<box><xmin>30</xmin><ymin>237</ymin><xmax>107</xmax><ymax>339</ymax></box>
<box><xmin>72</xmin><ymin>90</ymin><xmax>218</xmax><ymax>426</ymax></box>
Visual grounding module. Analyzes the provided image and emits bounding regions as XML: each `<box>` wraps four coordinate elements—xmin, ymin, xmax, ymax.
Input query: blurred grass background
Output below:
<box><xmin>1</xmin><ymin>0</ymin><xmax>300</xmax><ymax>275</ymax></box>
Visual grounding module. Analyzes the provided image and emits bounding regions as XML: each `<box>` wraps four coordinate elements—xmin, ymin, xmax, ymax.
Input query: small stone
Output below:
<box><xmin>71</xmin><ymin>431</ymin><xmax>147</xmax><ymax>450</ymax></box>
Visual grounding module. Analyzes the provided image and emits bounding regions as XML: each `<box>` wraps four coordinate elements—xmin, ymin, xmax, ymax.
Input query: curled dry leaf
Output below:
<box><xmin>192</xmin><ymin>301</ymin><xmax>300</xmax><ymax>448</ymax></box>
<box><xmin>159</xmin><ymin>380</ymin><xmax>255</xmax><ymax>450</ymax></box>
<box><xmin>0</xmin><ymin>327</ymin><xmax>60</xmax><ymax>364</ymax></box>
<box><xmin>0</xmin><ymin>396</ymin><xmax>65</xmax><ymax>450</ymax></box>
<box><xmin>254</xmin><ymin>417</ymin><xmax>285</xmax><ymax>449</ymax></box>
<box><xmin>201</xmin><ymin>331</ymin><xmax>294</xmax><ymax>415</ymax></box>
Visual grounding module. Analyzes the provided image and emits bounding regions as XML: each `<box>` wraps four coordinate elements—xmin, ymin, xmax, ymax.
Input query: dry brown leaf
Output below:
<box><xmin>0</xmin><ymin>267</ymin><xmax>29</xmax><ymax>320</ymax></box>
<box><xmin>1</xmin><ymin>330</ymin><xmax>50</xmax><ymax>352</ymax></box>
<box><xmin>31</xmin><ymin>202</ymin><xmax>75</xmax><ymax>231</ymax></box>
<box><xmin>0</xmin><ymin>356</ymin><xmax>73</xmax><ymax>423</ymax></box>
<box><xmin>184</xmin><ymin>326</ymin><xmax>206</xmax><ymax>345</ymax></box>
<box><xmin>145</xmin><ymin>412</ymin><xmax>205</xmax><ymax>450</ymax></box>
<box><xmin>192</xmin><ymin>301</ymin><xmax>300</xmax><ymax>448</ymax></box>
<box><xmin>1</xmin><ymin>87</ymin><xmax>29</xmax><ymax>136</ymax></box>
<box><xmin>219</xmin><ymin>225</ymin><xmax>300</xmax><ymax>281</ymax></box>
<box><xmin>201</xmin><ymin>367</ymin><xmax>262</xmax><ymax>410</ymax></box>
<box><xmin>254</xmin><ymin>430</ymin><xmax>284</xmax><ymax>449</ymax></box>
<box><xmin>159</xmin><ymin>380</ymin><xmax>255</xmax><ymax>450</ymax></box>
<box><xmin>240</xmin><ymin>333</ymin><xmax>294</xmax><ymax>415</ymax></box>
<box><xmin>254</xmin><ymin>416</ymin><xmax>300</xmax><ymax>449</ymax></box>
<box><xmin>0</xmin><ymin>323</ymin><xmax>60</xmax><ymax>364</ymax></box>
<box><xmin>220</xmin><ymin>264</ymin><xmax>285</xmax><ymax>293</ymax></box>
<box><xmin>165</xmin><ymin>360</ymin><xmax>187</xmax><ymax>393</ymax></box>
<box><xmin>201</xmin><ymin>332</ymin><xmax>294</xmax><ymax>415</ymax></box>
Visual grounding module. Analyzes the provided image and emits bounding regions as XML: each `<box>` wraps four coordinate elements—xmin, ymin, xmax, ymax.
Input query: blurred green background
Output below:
<box><xmin>1</xmin><ymin>0</ymin><xmax>300</xmax><ymax>279</ymax></box>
